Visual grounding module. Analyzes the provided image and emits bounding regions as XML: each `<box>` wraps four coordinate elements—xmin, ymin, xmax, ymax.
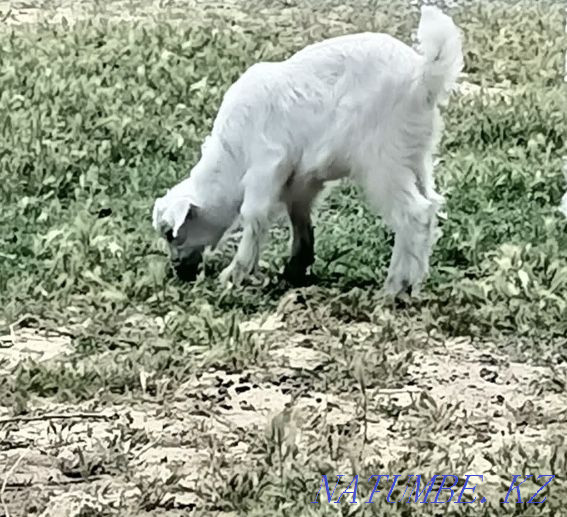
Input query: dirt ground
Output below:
<box><xmin>2</xmin><ymin>290</ymin><xmax>567</xmax><ymax>515</ymax></box>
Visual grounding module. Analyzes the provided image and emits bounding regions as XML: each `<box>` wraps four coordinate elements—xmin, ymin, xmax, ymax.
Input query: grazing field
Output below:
<box><xmin>0</xmin><ymin>0</ymin><xmax>566</xmax><ymax>515</ymax></box>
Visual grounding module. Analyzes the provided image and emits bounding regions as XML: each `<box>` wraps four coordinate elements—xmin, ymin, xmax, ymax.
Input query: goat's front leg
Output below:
<box><xmin>219</xmin><ymin>215</ymin><xmax>267</xmax><ymax>286</ymax></box>
<box><xmin>220</xmin><ymin>161</ymin><xmax>287</xmax><ymax>286</ymax></box>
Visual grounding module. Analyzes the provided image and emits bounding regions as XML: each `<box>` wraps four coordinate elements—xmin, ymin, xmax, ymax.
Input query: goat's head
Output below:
<box><xmin>152</xmin><ymin>178</ymin><xmax>224</xmax><ymax>282</ymax></box>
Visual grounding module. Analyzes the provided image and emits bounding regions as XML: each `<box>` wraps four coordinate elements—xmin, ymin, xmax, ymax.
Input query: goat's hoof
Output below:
<box><xmin>282</xmin><ymin>267</ymin><xmax>305</xmax><ymax>287</ymax></box>
<box><xmin>281</xmin><ymin>264</ymin><xmax>314</xmax><ymax>287</ymax></box>
<box><xmin>219</xmin><ymin>270</ymin><xmax>233</xmax><ymax>288</ymax></box>
<box><xmin>384</xmin><ymin>276</ymin><xmax>417</xmax><ymax>298</ymax></box>
<box><xmin>219</xmin><ymin>263</ymin><xmax>244</xmax><ymax>287</ymax></box>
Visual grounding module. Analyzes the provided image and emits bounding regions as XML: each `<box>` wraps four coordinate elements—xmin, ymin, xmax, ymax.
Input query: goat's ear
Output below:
<box><xmin>153</xmin><ymin>196</ymin><xmax>196</xmax><ymax>238</ymax></box>
<box><xmin>169</xmin><ymin>197</ymin><xmax>195</xmax><ymax>237</ymax></box>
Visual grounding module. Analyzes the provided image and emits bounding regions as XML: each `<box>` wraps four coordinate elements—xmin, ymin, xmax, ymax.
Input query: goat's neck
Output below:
<box><xmin>190</xmin><ymin>152</ymin><xmax>243</xmax><ymax>230</ymax></box>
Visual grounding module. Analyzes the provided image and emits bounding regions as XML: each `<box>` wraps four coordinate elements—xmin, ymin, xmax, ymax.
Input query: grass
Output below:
<box><xmin>0</xmin><ymin>0</ymin><xmax>566</xmax><ymax>515</ymax></box>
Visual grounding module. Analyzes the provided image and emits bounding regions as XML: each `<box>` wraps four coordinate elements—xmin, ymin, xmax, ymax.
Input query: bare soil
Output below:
<box><xmin>2</xmin><ymin>291</ymin><xmax>566</xmax><ymax>515</ymax></box>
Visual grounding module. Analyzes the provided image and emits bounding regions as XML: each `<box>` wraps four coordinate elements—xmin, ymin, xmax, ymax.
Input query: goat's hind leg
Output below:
<box><xmin>283</xmin><ymin>200</ymin><xmax>315</xmax><ymax>286</ymax></box>
<box><xmin>415</xmin><ymin>152</ymin><xmax>445</xmax><ymax>251</ymax></box>
<box><xmin>384</xmin><ymin>182</ymin><xmax>438</xmax><ymax>296</ymax></box>
<box><xmin>360</xmin><ymin>162</ymin><xmax>439</xmax><ymax>296</ymax></box>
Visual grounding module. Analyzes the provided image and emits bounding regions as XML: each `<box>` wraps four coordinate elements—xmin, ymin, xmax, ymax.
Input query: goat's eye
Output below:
<box><xmin>165</xmin><ymin>229</ymin><xmax>174</xmax><ymax>242</ymax></box>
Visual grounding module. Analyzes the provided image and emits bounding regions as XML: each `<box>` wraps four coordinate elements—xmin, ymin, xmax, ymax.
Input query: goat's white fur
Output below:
<box><xmin>561</xmin><ymin>160</ymin><xmax>567</xmax><ymax>219</ymax></box>
<box><xmin>152</xmin><ymin>177</ymin><xmax>199</xmax><ymax>238</ymax></box>
<box><xmin>152</xmin><ymin>6</ymin><xmax>463</xmax><ymax>294</ymax></box>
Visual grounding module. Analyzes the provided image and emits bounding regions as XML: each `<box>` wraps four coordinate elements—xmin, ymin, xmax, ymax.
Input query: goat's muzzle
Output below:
<box><xmin>172</xmin><ymin>250</ymin><xmax>203</xmax><ymax>282</ymax></box>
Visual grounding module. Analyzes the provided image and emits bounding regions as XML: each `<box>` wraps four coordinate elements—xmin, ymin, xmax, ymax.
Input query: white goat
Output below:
<box><xmin>561</xmin><ymin>160</ymin><xmax>567</xmax><ymax>219</ymax></box>
<box><xmin>152</xmin><ymin>6</ymin><xmax>463</xmax><ymax>295</ymax></box>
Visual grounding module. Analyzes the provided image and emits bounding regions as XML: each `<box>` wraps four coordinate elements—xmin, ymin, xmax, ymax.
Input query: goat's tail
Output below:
<box><xmin>417</xmin><ymin>6</ymin><xmax>463</xmax><ymax>105</ymax></box>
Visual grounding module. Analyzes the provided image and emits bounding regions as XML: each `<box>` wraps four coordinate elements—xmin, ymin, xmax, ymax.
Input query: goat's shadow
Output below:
<box><xmin>167</xmin><ymin>258</ymin><xmax>422</xmax><ymax>314</ymax></box>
